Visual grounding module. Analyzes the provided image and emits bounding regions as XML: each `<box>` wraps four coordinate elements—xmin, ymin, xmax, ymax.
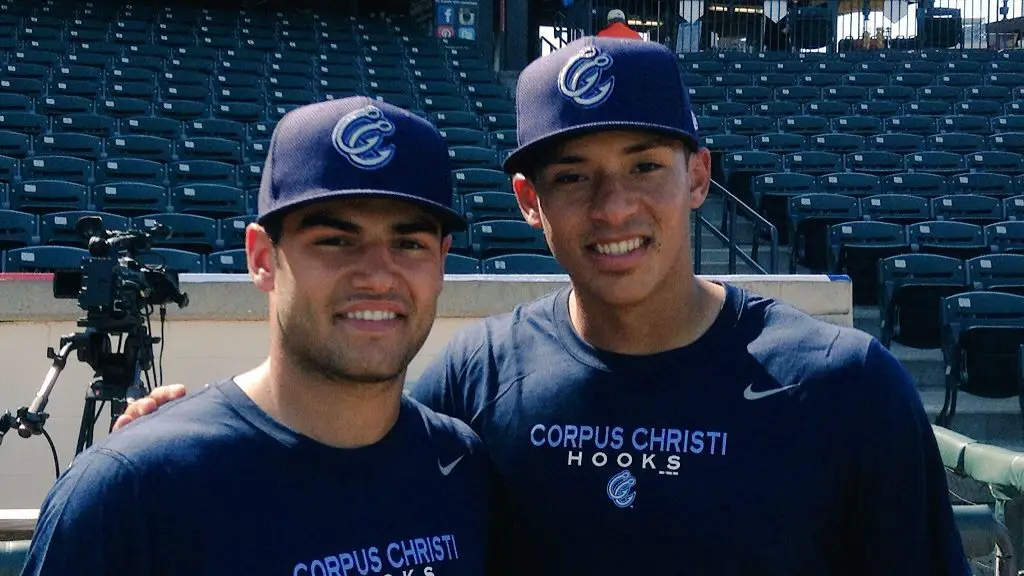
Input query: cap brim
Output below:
<box><xmin>258</xmin><ymin>188</ymin><xmax>467</xmax><ymax>234</ymax></box>
<box><xmin>501</xmin><ymin>121</ymin><xmax>701</xmax><ymax>176</ymax></box>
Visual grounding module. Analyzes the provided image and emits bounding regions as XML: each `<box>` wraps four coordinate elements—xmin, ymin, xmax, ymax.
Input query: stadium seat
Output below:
<box><xmin>722</xmin><ymin>151</ymin><xmax>783</xmax><ymax>206</ymax></box>
<box><xmin>95</xmin><ymin>158</ymin><xmax>166</xmax><ymax>187</ymax></box>
<box><xmin>444</xmin><ymin>253</ymin><xmax>480</xmax><ymax>274</ymax></box>
<box><xmin>0</xmin><ymin>112</ymin><xmax>49</xmax><ymax>136</ymax></box>
<box><xmin>3</xmin><ymin>245</ymin><xmax>89</xmax><ymax>273</ymax></box>
<box><xmin>932</xmin><ymin>195</ymin><xmax>1004</xmax><ymax>226</ymax></box>
<box><xmin>948</xmin><ymin>172</ymin><xmax>1014</xmax><ymax>198</ymax></box>
<box><xmin>460</xmin><ymin>192</ymin><xmax>520</xmax><ymax>223</ymax></box>
<box><xmin>884</xmin><ymin>172</ymin><xmax>948</xmax><ymax>198</ymax></box>
<box><xmin>0</xmin><ymin>131</ymin><xmax>31</xmax><ymax>159</ymax></box>
<box><xmin>985</xmin><ymin>221</ymin><xmax>1024</xmax><ymax>255</ymax></box>
<box><xmin>786</xmin><ymin>193</ymin><xmax>860</xmax><ymax>273</ymax></box>
<box><xmin>8</xmin><ymin>180</ymin><xmax>89</xmax><ymax>214</ymax></box>
<box><xmin>870</xmin><ymin>133</ymin><xmax>926</xmax><ymax>155</ymax></box>
<box><xmin>53</xmin><ymin>113</ymin><xmax>116</xmax><ymax>138</ymax></box>
<box><xmin>989</xmin><ymin>132</ymin><xmax>1024</xmax><ymax>154</ymax></box>
<box><xmin>804</xmin><ymin>101</ymin><xmax>849</xmax><ymax>118</ymax></box>
<box><xmin>134</xmin><ymin>213</ymin><xmax>219</xmax><ymax>254</ymax></box>
<box><xmin>905</xmin><ymin>100</ymin><xmax>953</xmax><ymax>116</ymax></box>
<box><xmin>205</xmin><ymin>249</ymin><xmax>248</xmax><ymax>274</ymax></box>
<box><xmin>431</xmin><ymin>111</ymin><xmax>479</xmax><ymax>130</ymax></box>
<box><xmin>1005</xmin><ymin>196</ymin><xmax>1024</xmax><ymax>221</ymax></box>
<box><xmin>845</xmin><ymin>151</ymin><xmax>905</xmax><ymax>175</ymax></box>
<box><xmin>438</xmin><ymin>127</ymin><xmax>487</xmax><ymax>147</ymax></box>
<box><xmin>169</xmin><ymin>184</ymin><xmax>246</xmax><ymax>218</ymax></box>
<box><xmin>817</xmin><ymin>172</ymin><xmax>881</xmax><ymax>197</ymax></box>
<box><xmin>0</xmin><ymin>94</ymin><xmax>33</xmax><ymax>112</ymax></box>
<box><xmin>966</xmin><ymin>253</ymin><xmax>1024</xmax><ymax>295</ymax></box>
<box><xmin>0</xmin><ymin>155</ymin><xmax>17</xmax><ymax>183</ymax></box>
<box><xmin>39</xmin><ymin>211</ymin><xmax>129</xmax><ymax>247</ymax></box>
<box><xmin>481</xmin><ymin>113</ymin><xmax>516</xmax><ymax>132</ymax></box>
<box><xmin>782</xmin><ymin>151</ymin><xmax>843</xmax><ymax>176</ymax></box>
<box><xmin>34</xmin><ymin>133</ymin><xmax>103</xmax><ymax>161</ymax></box>
<box><xmin>447</xmin><ymin>146</ymin><xmax>499</xmax><ymax>170</ymax></box>
<box><xmin>861</xmin><ymin>194</ymin><xmax>932</xmax><ymax>226</ymax></box>
<box><xmin>908</xmin><ymin>220</ymin><xmax>988</xmax><ymax>260</ymax></box>
<box><xmin>941</xmin><ymin>115</ymin><xmax>991</xmax><ymax>136</ymax></box>
<box><xmin>966</xmin><ymin>151</ymin><xmax>1024</xmax><ymax>176</ymax></box>
<box><xmin>831</xmin><ymin>115</ymin><xmax>884</xmax><ymax>136</ymax></box>
<box><xmin>97</xmin><ymin>96</ymin><xmax>153</xmax><ymax>119</ymax></box>
<box><xmin>482</xmin><ymin>254</ymin><xmax>565</xmax><ymax>275</ymax></box>
<box><xmin>937</xmin><ymin>291</ymin><xmax>1024</xmax><ymax>426</ymax></box>
<box><xmin>91</xmin><ymin>182</ymin><xmax>168</xmax><ymax>216</ymax></box>
<box><xmin>106</xmin><ymin>135</ymin><xmax>174</xmax><ymax>163</ymax></box>
<box><xmin>877</xmin><ymin>253</ymin><xmax>968</xmax><ymax>348</ymax></box>
<box><xmin>751</xmin><ymin>133</ymin><xmax>804</xmax><ymax>154</ymax></box>
<box><xmin>808</xmin><ymin>133</ymin><xmax>865</xmax><ymax>154</ymax></box>
<box><xmin>19</xmin><ymin>154</ymin><xmax>92</xmax><ymax>183</ymax></box>
<box><xmin>177</xmin><ymin>137</ymin><xmax>243</xmax><ymax>165</ymax></box>
<box><xmin>956</xmin><ymin>99</ymin><xmax>1003</xmax><ymax>118</ymax></box>
<box><xmin>120</xmin><ymin>116</ymin><xmax>184</xmax><ymax>140</ymax></box>
<box><xmin>887</xmin><ymin>115</ymin><xmax>937</xmax><ymax>136</ymax></box>
<box><xmin>470</xmin><ymin>219</ymin><xmax>547</xmax><ymax>258</ymax></box>
<box><xmin>452</xmin><ymin>168</ymin><xmax>508</xmax><ymax>194</ymax></box>
<box><xmin>138</xmin><ymin>248</ymin><xmax>205</xmax><ymax>275</ymax></box>
<box><xmin>905</xmin><ymin>151</ymin><xmax>967</xmax><ymax>174</ymax></box>
<box><xmin>828</xmin><ymin>220</ymin><xmax>910</xmax><ymax>305</ymax></box>
<box><xmin>168</xmin><ymin>160</ymin><xmax>237</xmax><ymax>187</ymax></box>
<box><xmin>0</xmin><ymin>209</ymin><xmax>38</xmax><ymax>249</ymax></box>
<box><xmin>218</xmin><ymin>215</ymin><xmax>256</xmax><ymax>250</ymax></box>
<box><xmin>37</xmin><ymin>95</ymin><xmax>94</xmax><ymax>116</ymax></box>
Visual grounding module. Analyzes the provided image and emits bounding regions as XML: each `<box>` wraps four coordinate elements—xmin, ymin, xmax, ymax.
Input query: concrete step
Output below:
<box><xmin>696</xmin><ymin>246</ymin><xmax>793</xmax><ymax>275</ymax></box>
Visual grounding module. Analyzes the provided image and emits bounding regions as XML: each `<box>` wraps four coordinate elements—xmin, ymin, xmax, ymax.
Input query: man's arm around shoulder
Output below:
<box><xmin>843</xmin><ymin>339</ymin><xmax>970</xmax><ymax>575</ymax></box>
<box><xmin>21</xmin><ymin>448</ymin><xmax>153</xmax><ymax>576</ymax></box>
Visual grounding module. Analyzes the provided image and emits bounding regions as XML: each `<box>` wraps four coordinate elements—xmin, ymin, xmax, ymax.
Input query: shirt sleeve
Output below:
<box><xmin>408</xmin><ymin>342</ymin><xmax>464</xmax><ymax>421</ymax></box>
<box><xmin>20</xmin><ymin>448</ymin><xmax>153</xmax><ymax>576</ymax></box>
<box><xmin>842</xmin><ymin>338</ymin><xmax>971</xmax><ymax>575</ymax></box>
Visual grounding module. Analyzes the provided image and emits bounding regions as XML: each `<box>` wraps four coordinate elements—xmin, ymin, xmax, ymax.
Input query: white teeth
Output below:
<box><xmin>344</xmin><ymin>310</ymin><xmax>398</xmax><ymax>321</ymax></box>
<box><xmin>594</xmin><ymin>237</ymin><xmax>645</xmax><ymax>255</ymax></box>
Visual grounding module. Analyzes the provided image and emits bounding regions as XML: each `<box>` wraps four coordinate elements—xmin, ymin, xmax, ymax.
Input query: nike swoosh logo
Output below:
<box><xmin>438</xmin><ymin>455</ymin><xmax>465</xmax><ymax>476</ymax></box>
<box><xmin>743</xmin><ymin>383</ymin><xmax>801</xmax><ymax>401</ymax></box>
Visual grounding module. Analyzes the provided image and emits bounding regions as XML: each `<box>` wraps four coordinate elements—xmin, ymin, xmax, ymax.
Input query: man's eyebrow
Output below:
<box><xmin>296</xmin><ymin>212</ymin><xmax>440</xmax><ymax>236</ymax></box>
<box><xmin>623</xmin><ymin>137</ymin><xmax>672</xmax><ymax>154</ymax></box>
<box><xmin>546</xmin><ymin>137</ymin><xmax>672</xmax><ymax>168</ymax></box>
<box><xmin>296</xmin><ymin>213</ymin><xmax>361</xmax><ymax>233</ymax></box>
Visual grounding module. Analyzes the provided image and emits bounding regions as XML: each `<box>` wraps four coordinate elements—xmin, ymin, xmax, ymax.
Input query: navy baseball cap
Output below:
<box><xmin>258</xmin><ymin>96</ymin><xmax>466</xmax><ymax>233</ymax></box>
<box><xmin>503</xmin><ymin>36</ymin><xmax>701</xmax><ymax>175</ymax></box>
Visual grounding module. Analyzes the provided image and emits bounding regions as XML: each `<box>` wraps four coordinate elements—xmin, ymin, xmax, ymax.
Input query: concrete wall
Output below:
<box><xmin>0</xmin><ymin>273</ymin><xmax>852</xmax><ymax>516</ymax></box>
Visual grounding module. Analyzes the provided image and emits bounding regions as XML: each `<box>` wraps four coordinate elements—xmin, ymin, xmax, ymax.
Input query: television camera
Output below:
<box><xmin>0</xmin><ymin>216</ymin><xmax>189</xmax><ymax>475</ymax></box>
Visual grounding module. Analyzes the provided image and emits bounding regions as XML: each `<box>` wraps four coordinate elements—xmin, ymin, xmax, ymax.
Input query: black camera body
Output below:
<box><xmin>52</xmin><ymin>216</ymin><xmax>189</xmax><ymax>327</ymax></box>
<box><xmin>0</xmin><ymin>216</ymin><xmax>191</xmax><ymax>459</ymax></box>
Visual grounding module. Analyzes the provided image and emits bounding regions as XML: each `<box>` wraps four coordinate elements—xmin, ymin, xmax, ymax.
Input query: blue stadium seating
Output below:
<box><xmin>0</xmin><ymin>4</ymin><xmax>1021</xmax><ymax>287</ymax></box>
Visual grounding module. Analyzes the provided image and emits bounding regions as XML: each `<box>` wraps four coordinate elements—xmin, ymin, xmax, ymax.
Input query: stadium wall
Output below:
<box><xmin>0</xmin><ymin>273</ymin><xmax>851</xmax><ymax>512</ymax></box>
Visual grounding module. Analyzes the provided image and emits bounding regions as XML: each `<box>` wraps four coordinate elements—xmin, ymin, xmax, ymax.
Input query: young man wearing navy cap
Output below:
<box><xmin>410</xmin><ymin>37</ymin><xmax>971</xmax><ymax>574</ymax></box>
<box><xmin>20</xmin><ymin>97</ymin><xmax>489</xmax><ymax>576</ymax></box>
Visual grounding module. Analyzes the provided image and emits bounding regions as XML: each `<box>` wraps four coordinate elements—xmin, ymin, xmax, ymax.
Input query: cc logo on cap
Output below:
<box><xmin>331</xmin><ymin>104</ymin><xmax>396</xmax><ymax>170</ymax></box>
<box><xmin>558</xmin><ymin>45</ymin><xmax>615</xmax><ymax>109</ymax></box>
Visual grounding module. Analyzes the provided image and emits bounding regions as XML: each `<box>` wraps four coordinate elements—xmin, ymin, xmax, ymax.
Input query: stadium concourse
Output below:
<box><xmin>1</xmin><ymin>0</ymin><xmax>1024</xmax><ymax>572</ymax></box>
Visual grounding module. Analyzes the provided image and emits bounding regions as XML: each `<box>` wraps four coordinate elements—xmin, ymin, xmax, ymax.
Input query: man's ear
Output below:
<box><xmin>512</xmin><ymin>173</ymin><xmax>543</xmax><ymax>229</ymax></box>
<box><xmin>245</xmin><ymin>223</ymin><xmax>276</xmax><ymax>293</ymax></box>
<box><xmin>688</xmin><ymin>147</ymin><xmax>712</xmax><ymax>210</ymax></box>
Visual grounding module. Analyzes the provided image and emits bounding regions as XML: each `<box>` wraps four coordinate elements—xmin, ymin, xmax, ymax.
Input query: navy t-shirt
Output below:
<box><xmin>22</xmin><ymin>379</ymin><xmax>489</xmax><ymax>576</ymax></box>
<box><xmin>409</xmin><ymin>283</ymin><xmax>970</xmax><ymax>575</ymax></box>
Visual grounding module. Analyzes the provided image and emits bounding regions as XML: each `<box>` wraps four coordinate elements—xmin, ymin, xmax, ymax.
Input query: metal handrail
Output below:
<box><xmin>694</xmin><ymin>179</ymin><xmax>779</xmax><ymax>274</ymax></box>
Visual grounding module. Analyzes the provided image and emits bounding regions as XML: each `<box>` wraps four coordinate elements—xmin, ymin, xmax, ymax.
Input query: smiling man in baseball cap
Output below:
<box><xmin>410</xmin><ymin>36</ymin><xmax>969</xmax><ymax>575</ymax></box>
<box><xmin>21</xmin><ymin>97</ymin><xmax>489</xmax><ymax>576</ymax></box>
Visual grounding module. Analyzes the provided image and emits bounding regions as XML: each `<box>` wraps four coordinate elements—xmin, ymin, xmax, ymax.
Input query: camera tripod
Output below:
<box><xmin>1</xmin><ymin>322</ymin><xmax>156</xmax><ymax>459</ymax></box>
